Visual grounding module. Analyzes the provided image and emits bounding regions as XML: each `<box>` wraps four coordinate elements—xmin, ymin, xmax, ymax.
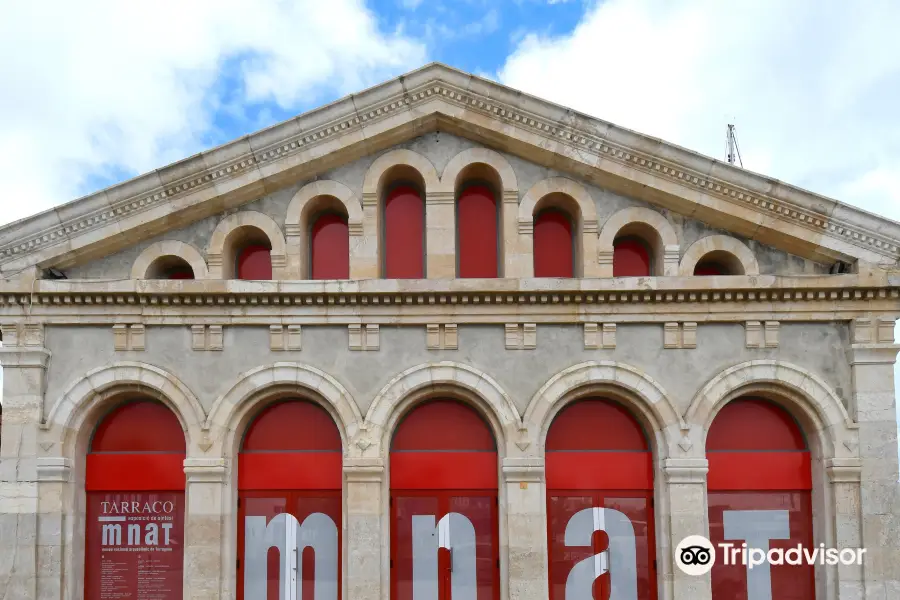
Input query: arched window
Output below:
<box><xmin>457</xmin><ymin>184</ymin><xmax>499</xmax><ymax>278</ymax></box>
<box><xmin>613</xmin><ymin>237</ymin><xmax>652</xmax><ymax>277</ymax></box>
<box><xmin>707</xmin><ymin>398</ymin><xmax>814</xmax><ymax>599</ymax></box>
<box><xmin>384</xmin><ymin>184</ymin><xmax>425</xmax><ymax>278</ymax></box>
<box><xmin>310</xmin><ymin>212</ymin><xmax>349</xmax><ymax>279</ymax></box>
<box><xmin>238</xmin><ymin>400</ymin><xmax>342</xmax><ymax>600</ymax></box>
<box><xmin>390</xmin><ymin>399</ymin><xmax>499</xmax><ymax>600</ymax></box>
<box><xmin>237</xmin><ymin>245</ymin><xmax>272</xmax><ymax>280</ymax></box>
<box><xmin>546</xmin><ymin>399</ymin><xmax>656</xmax><ymax>600</ymax></box>
<box><xmin>85</xmin><ymin>400</ymin><xmax>186</xmax><ymax>600</ymax></box>
<box><xmin>147</xmin><ymin>256</ymin><xmax>195</xmax><ymax>280</ymax></box>
<box><xmin>693</xmin><ymin>251</ymin><xmax>744</xmax><ymax>276</ymax></box>
<box><xmin>534</xmin><ymin>209</ymin><xmax>574</xmax><ymax>277</ymax></box>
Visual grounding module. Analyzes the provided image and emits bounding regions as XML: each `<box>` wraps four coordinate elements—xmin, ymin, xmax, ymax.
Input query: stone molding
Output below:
<box><xmin>686</xmin><ymin>359</ymin><xmax>857</xmax><ymax>443</ymax></box>
<box><xmin>130</xmin><ymin>240</ymin><xmax>209</xmax><ymax>280</ymax></box>
<box><xmin>35</xmin><ymin>457</ymin><xmax>73</xmax><ymax>482</ymax></box>
<box><xmin>362</xmin><ymin>148</ymin><xmax>441</xmax><ymax>196</ymax></box>
<box><xmin>501</xmin><ymin>457</ymin><xmax>545</xmax><ymax>482</ymax></box>
<box><xmin>43</xmin><ymin>361</ymin><xmax>206</xmax><ymax>441</ymax></box>
<box><xmin>206</xmin><ymin>211</ymin><xmax>288</xmax><ymax>279</ymax></box>
<box><xmin>204</xmin><ymin>362</ymin><xmax>362</xmax><ymax>436</ymax></box>
<box><xmin>522</xmin><ymin>361</ymin><xmax>685</xmax><ymax>445</ymax></box>
<box><xmin>0</xmin><ymin>346</ymin><xmax>51</xmax><ymax>368</ymax></box>
<box><xmin>438</xmin><ymin>147</ymin><xmax>517</xmax><ymax>194</ymax></box>
<box><xmin>663</xmin><ymin>458</ymin><xmax>709</xmax><ymax>483</ymax></box>
<box><xmin>679</xmin><ymin>235</ymin><xmax>760</xmax><ymax>276</ymax></box>
<box><xmin>343</xmin><ymin>458</ymin><xmax>385</xmax><ymax>482</ymax></box>
<box><xmin>597</xmin><ymin>207</ymin><xmax>680</xmax><ymax>277</ymax></box>
<box><xmin>3</xmin><ymin>65</ymin><xmax>899</xmax><ymax>279</ymax></box>
<box><xmin>183</xmin><ymin>458</ymin><xmax>228</xmax><ymax>484</ymax></box>
<box><xmin>845</xmin><ymin>343</ymin><xmax>900</xmax><ymax>366</ymax></box>
<box><xmin>365</xmin><ymin>361</ymin><xmax>520</xmax><ymax>431</ymax></box>
<box><xmin>825</xmin><ymin>458</ymin><xmax>862</xmax><ymax>483</ymax></box>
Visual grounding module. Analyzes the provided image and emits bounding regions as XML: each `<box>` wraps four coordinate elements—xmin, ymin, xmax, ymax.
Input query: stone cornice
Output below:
<box><xmin>825</xmin><ymin>458</ymin><xmax>862</xmax><ymax>483</ymax></box>
<box><xmin>183</xmin><ymin>458</ymin><xmax>228</xmax><ymax>484</ymax></box>
<box><xmin>36</xmin><ymin>457</ymin><xmax>72</xmax><ymax>482</ymax></box>
<box><xmin>0</xmin><ymin>275</ymin><xmax>897</xmax><ymax>324</ymax></box>
<box><xmin>0</xmin><ymin>347</ymin><xmax>51</xmax><ymax>368</ymax></box>
<box><xmin>343</xmin><ymin>458</ymin><xmax>385</xmax><ymax>482</ymax></box>
<box><xmin>846</xmin><ymin>344</ymin><xmax>900</xmax><ymax>365</ymax></box>
<box><xmin>2</xmin><ymin>64</ymin><xmax>899</xmax><ymax>277</ymax></box>
<box><xmin>664</xmin><ymin>458</ymin><xmax>709</xmax><ymax>484</ymax></box>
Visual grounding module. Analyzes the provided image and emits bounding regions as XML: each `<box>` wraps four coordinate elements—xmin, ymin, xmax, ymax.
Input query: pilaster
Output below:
<box><xmin>663</xmin><ymin>457</ymin><xmax>712</xmax><ymax>600</ymax></box>
<box><xmin>845</xmin><ymin>335</ymin><xmax>900</xmax><ymax>598</ymax></box>
<box><xmin>344</xmin><ymin>458</ymin><xmax>385</xmax><ymax>600</ymax></box>
<box><xmin>183</xmin><ymin>457</ymin><xmax>228</xmax><ymax>600</ymax></box>
<box><xmin>425</xmin><ymin>191</ymin><xmax>456</xmax><ymax>278</ymax></box>
<box><xmin>826</xmin><ymin>458</ymin><xmax>865</xmax><ymax>599</ymax></box>
<box><xmin>0</xmin><ymin>340</ymin><xmax>51</xmax><ymax>600</ymax></box>
<box><xmin>357</xmin><ymin>192</ymin><xmax>380</xmax><ymax>278</ymax></box>
<box><xmin>502</xmin><ymin>457</ymin><xmax>548</xmax><ymax>600</ymax></box>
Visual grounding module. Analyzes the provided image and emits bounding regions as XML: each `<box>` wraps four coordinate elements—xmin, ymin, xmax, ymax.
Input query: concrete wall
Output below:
<box><xmin>43</xmin><ymin>322</ymin><xmax>852</xmax><ymax>418</ymax></box>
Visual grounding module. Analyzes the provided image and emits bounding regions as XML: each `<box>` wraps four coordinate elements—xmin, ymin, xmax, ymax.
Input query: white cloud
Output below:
<box><xmin>498</xmin><ymin>0</ymin><xmax>900</xmax><ymax>222</ymax></box>
<box><xmin>0</xmin><ymin>0</ymin><xmax>426</xmax><ymax>226</ymax></box>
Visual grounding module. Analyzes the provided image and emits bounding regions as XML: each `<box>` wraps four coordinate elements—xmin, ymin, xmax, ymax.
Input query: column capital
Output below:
<box><xmin>183</xmin><ymin>457</ymin><xmax>227</xmax><ymax>483</ymax></box>
<box><xmin>664</xmin><ymin>458</ymin><xmax>708</xmax><ymax>483</ymax></box>
<box><xmin>826</xmin><ymin>458</ymin><xmax>862</xmax><ymax>483</ymax></box>
<box><xmin>0</xmin><ymin>346</ymin><xmax>50</xmax><ymax>368</ymax></box>
<box><xmin>846</xmin><ymin>344</ymin><xmax>900</xmax><ymax>365</ymax></box>
<box><xmin>344</xmin><ymin>457</ymin><xmax>384</xmax><ymax>482</ymax></box>
<box><xmin>501</xmin><ymin>457</ymin><xmax>545</xmax><ymax>482</ymax></box>
<box><xmin>36</xmin><ymin>457</ymin><xmax>72</xmax><ymax>482</ymax></box>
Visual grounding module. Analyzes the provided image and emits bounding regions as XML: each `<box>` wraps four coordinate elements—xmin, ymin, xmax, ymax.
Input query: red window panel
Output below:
<box><xmin>547</xmin><ymin>493</ymin><xmax>656</xmax><ymax>600</ymax></box>
<box><xmin>310</xmin><ymin>212</ymin><xmax>349</xmax><ymax>279</ymax></box>
<box><xmin>534</xmin><ymin>210</ymin><xmax>574</xmax><ymax>277</ymax></box>
<box><xmin>384</xmin><ymin>185</ymin><xmax>425</xmax><ymax>278</ymax></box>
<box><xmin>613</xmin><ymin>238</ymin><xmax>651</xmax><ymax>277</ymax></box>
<box><xmin>237</xmin><ymin>245</ymin><xmax>272</xmax><ymax>280</ymax></box>
<box><xmin>165</xmin><ymin>267</ymin><xmax>195</xmax><ymax>279</ymax></box>
<box><xmin>85</xmin><ymin>401</ymin><xmax>187</xmax><ymax>600</ymax></box>
<box><xmin>457</xmin><ymin>185</ymin><xmax>498</xmax><ymax>278</ymax></box>
<box><xmin>707</xmin><ymin>399</ymin><xmax>815</xmax><ymax>599</ymax></box>
<box><xmin>694</xmin><ymin>262</ymin><xmax>727</xmax><ymax>276</ymax></box>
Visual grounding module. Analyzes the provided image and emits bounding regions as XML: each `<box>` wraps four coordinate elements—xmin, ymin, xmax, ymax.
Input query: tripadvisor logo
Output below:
<box><xmin>675</xmin><ymin>535</ymin><xmax>866</xmax><ymax>577</ymax></box>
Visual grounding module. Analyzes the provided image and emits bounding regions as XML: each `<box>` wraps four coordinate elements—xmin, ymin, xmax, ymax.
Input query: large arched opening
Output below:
<box><xmin>390</xmin><ymin>399</ymin><xmax>500</xmax><ymax>600</ymax></box>
<box><xmin>84</xmin><ymin>399</ymin><xmax>187</xmax><ymax>599</ymax></box>
<box><xmin>237</xmin><ymin>400</ymin><xmax>343</xmax><ymax>600</ymax></box>
<box><xmin>706</xmin><ymin>397</ymin><xmax>815</xmax><ymax>599</ymax></box>
<box><xmin>545</xmin><ymin>398</ymin><xmax>657</xmax><ymax>600</ymax></box>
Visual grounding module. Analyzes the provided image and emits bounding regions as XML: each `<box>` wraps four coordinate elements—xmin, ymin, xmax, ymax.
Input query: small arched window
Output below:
<box><xmin>147</xmin><ymin>256</ymin><xmax>195</xmax><ymax>280</ymax></box>
<box><xmin>613</xmin><ymin>237</ymin><xmax>651</xmax><ymax>277</ymax></box>
<box><xmin>534</xmin><ymin>209</ymin><xmax>574</xmax><ymax>277</ymax></box>
<box><xmin>310</xmin><ymin>212</ymin><xmax>349</xmax><ymax>279</ymax></box>
<box><xmin>457</xmin><ymin>183</ymin><xmax>499</xmax><ymax>278</ymax></box>
<box><xmin>384</xmin><ymin>184</ymin><xmax>425</xmax><ymax>278</ymax></box>
<box><xmin>693</xmin><ymin>251</ymin><xmax>744</xmax><ymax>276</ymax></box>
<box><xmin>236</xmin><ymin>245</ymin><xmax>272</xmax><ymax>280</ymax></box>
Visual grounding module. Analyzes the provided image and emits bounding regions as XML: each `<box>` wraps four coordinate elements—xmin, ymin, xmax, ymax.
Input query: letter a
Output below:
<box><xmin>564</xmin><ymin>508</ymin><xmax>638</xmax><ymax>600</ymax></box>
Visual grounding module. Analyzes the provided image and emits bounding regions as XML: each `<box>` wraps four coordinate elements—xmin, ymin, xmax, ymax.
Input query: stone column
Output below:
<box><xmin>846</xmin><ymin>317</ymin><xmax>900</xmax><ymax>598</ymax></box>
<box><xmin>183</xmin><ymin>457</ymin><xmax>228</xmax><ymax>600</ymax></box>
<box><xmin>826</xmin><ymin>458</ymin><xmax>865</xmax><ymax>599</ymax></box>
<box><xmin>502</xmin><ymin>457</ymin><xmax>548</xmax><ymax>600</ymax></box>
<box><xmin>501</xmin><ymin>191</ymin><xmax>520</xmax><ymax>278</ymax></box>
<box><xmin>0</xmin><ymin>327</ymin><xmax>50</xmax><ymax>600</ymax></box>
<box><xmin>425</xmin><ymin>191</ymin><xmax>456</xmax><ymax>278</ymax></box>
<box><xmin>663</xmin><ymin>457</ymin><xmax>712</xmax><ymax>600</ymax></box>
<box><xmin>344</xmin><ymin>458</ymin><xmax>384</xmax><ymax>600</ymax></box>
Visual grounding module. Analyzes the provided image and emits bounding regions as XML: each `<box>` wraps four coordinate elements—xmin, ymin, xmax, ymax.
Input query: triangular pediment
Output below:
<box><xmin>2</xmin><ymin>62</ymin><xmax>899</xmax><ymax>278</ymax></box>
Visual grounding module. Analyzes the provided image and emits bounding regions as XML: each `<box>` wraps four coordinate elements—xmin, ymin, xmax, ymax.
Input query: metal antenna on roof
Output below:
<box><xmin>725</xmin><ymin>123</ymin><xmax>743</xmax><ymax>168</ymax></box>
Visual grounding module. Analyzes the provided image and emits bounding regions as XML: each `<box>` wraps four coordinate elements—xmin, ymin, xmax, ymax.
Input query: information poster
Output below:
<box><xmin>85</xmin><ymin>492</ymin><xmax>184</xmax><ymax>600</ymax></box>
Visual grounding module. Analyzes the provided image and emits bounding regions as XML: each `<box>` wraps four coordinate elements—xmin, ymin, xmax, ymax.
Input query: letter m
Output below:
<box><xmin>102</xmin><ymin>524</ymin><xmax>122</xmax><ymax>546</ymax></box>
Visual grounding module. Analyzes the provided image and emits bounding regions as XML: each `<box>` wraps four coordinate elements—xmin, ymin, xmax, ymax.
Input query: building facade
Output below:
<box><xmin>0</xmin><ymin>64</ymin><xmax>898</xmax><ymax>600</ymax></box>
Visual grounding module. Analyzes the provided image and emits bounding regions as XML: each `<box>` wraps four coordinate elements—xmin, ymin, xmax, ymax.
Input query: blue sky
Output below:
<box><xmin>1</xmin><ymin>0</ymin><xmax>899</xmax><ymax>460</ymax></box>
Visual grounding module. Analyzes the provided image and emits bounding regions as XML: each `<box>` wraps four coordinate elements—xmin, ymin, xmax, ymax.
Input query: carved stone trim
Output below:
<box><xmin>664</xmin><ymin>458</ymin><xmax>709</xmax><ymax>484</ymax></box>
<box><xmin>36</xmin><ymin>457</ymin><xmax>73</xmax><ymax>482</ymax></box>
<box><xmin>184</xmin><ymin>458</ymin><xmax>228</xmax><ymax>484</ymax></box>
<box><xmin>825</xmin><ymin>458</ymin><xmax>862</xmax><ymax>483</ymax></box>
<box><xmin>501</xmin><ymin>457</ymin><xmax>545</xmax><ymax>482</ymax></box>
<box><xmin>344</xmin><ymin>458</ymin><xmax>385</xmax><ymax>482</ymax></box>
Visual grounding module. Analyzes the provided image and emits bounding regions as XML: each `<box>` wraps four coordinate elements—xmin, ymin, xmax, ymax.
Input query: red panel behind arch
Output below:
<box><xmin>391</xmin><ymin>400</ymin><xmax>497</xmax><ymax>490</ymax></box>
<box><xmin>707</xmin><ymin>399</ymin><xmax>811</xmax><ymax>491</ymax></box>
<box><xmin>534</xmin><ymin>210</ymin><xmax>574</xmax><ymax>278</ymax></box>
<box><xmin>546</xmin><ymin>399</ymin><xmax>652</xmax><ymax>490</ymax></box>
<box><xmin>237</xmin><ymin>245</ymin><xmax>272</xmax><ymax>280</ymax></box>
<box><xmin>384</xmin><ymin>185</ymin><xmax>425</xmax><ymax>278</ymax></box>
<box><xmin>613</xmin><ymin>238</ymin><xmax>651</xmax><ymax>277</ymax></box>
<box><xmin>240</xmin><ymin>401</ymin><xmax>342</xmax><ymax>490</ymax></box>
<box><xmin>311</xmin><ymin>212</ymin><xmax>349</xmax><ymax>279</ymax></box>
<box><xmin>457</xmin><ymin>185</ymin><xmax>498</xmax><ymax>278</ymax></box>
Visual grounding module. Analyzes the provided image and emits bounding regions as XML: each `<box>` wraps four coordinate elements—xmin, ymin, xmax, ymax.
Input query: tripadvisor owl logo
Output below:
<box><xmin>675</xmin><ymin>535</ymin><xmax>716</xmax><ymax>576</ymax></box>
